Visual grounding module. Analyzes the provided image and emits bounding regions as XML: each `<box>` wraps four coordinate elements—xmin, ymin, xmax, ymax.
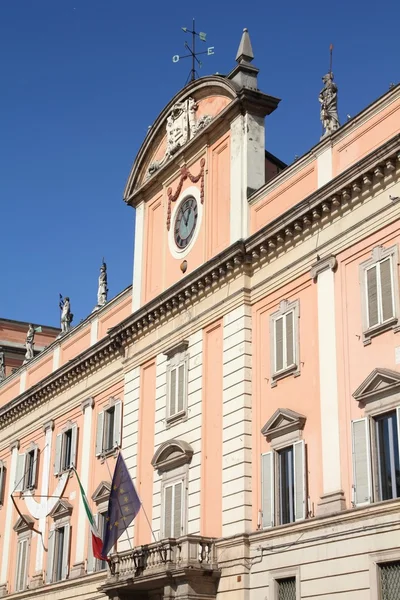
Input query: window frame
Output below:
<box><xmin>95</xmin><ymin>398</ymin><xmax>122</xmax><ymax>459</ymax></box>
<box><xmin>160</xmin><ymin>466</ymin><xmax>188</xmax><ymax>539</ymax></box>
<box><xmin>165</xmin><ymin>342</ymin><xmax>189</xmax><ymax>425</ymax></box>
<box><xmin>359</xmin><ymin>244</ymin><xmax>400</xmax><ymax>345</ymax></box>
<box><xmin>369</xmin><ymin>550</ymin><xmax>400</xmax><ymax>600</ymax></box>
<box><xmin>0</xmin><ymin>460</ymin><xmax>6</xmax><ymax>505</ymax></box>
<box><xmin>14</xmin><ymin>444</ymin><xmax>39</xmax><ymax>492</ymax></box>
<box><xmin>88</xmin><ymin>482</ymin><xmax>111</xmax><ymax>574</ymax></box>
<box><xmin>269</xmin><ymin>299</ymin><xmax>300</xmax><ymax>386</ymax></box>
<box><xmin>54</xmin><ymin>422</ymin><xmax>78</xmax><ymax>475</ymax></box>
<box><xmin>13</xmin><ymin>517</ymin><xmax>33</xmax><ymax>593</ymax></box>
<box><xmin>269</xmin><ymin>566</ymin><xmax>301</xmax><ymax>600</ymax></box>
<box><xmin>46</xmin><ymin>502</ymin><xmax>72</xmax><ymax>584</ymax></box>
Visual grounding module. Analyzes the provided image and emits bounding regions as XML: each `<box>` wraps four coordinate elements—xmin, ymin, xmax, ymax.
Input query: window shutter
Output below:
<box><xmin>169</xmin><ymin>368</ymin><xmax>177</xmax><ymax>416</ymax></box>
<box><xmin>14</xmin><ymin>453</ymin><xmax>26</xmax><ymax>492</ymax></box>
<box><xmin>351</xmin><ymin>418</ymin><xmax>372</xmax><ymax>506</ymax></box>
<box><xmin>293</xmin><ymin>440</ymin><xmax>306</xmax><ymax>521</ymax></box>
<box><xmin>177</xmin><ymin>364</ymin><xmax>185</xmax><ymax>413</ymax></box>
<box><xmin>275</xmin><ymin>317</ymin><xmax>284</xmax><ymax>372</ymax></box>
<box><xmin>366</xmin><ymin>266</ymin><xmax>379</xmax><ymax>328</ymax></box>
<box><xmin>15</xmin><ymin>539</ymin><xmax>28</xmax><ymax>592</ymax></box>
<box><xmin>62</xmin><ymin>524</ymin><xmax>71</xmax><ymax>580</ymax></box>
<box><xmin>95</xmin><ymin>412</ymin><xmax>104</xmax><ymax>456</ymax></box>
<box><xmin>45</xmin><ymin>530</ymin><xmax>55</xmax><ymax>583</ymax></box>
<box><xmin>164</xmin><ymin>485</ymin><xmax>173</xmax><ymax>538</ymax></box>
<box><xmin>396</xmin><ymin>407</ymin><xmax>400</xmax><ymax>468</ymax></box>
<box><xmin>113</xmin><ymin>401</ymin><xmax>122</xmax><ymax>448</ymax></box>
<box><xmin>261</xmin><ymin>452</ymin><xmax>275</xmax><ymax>528</ymax></box>
<box><xmin>173</xmin><ymin>481</ymin><xmax>183</xmax><ymax>538</ymax></box>
<box><xmin>54</xmin><ymin>434</ymin><xmax>62</xmax><ymax>475</ymax></box>
<box><xmin>70</xmin><ymin>425</ymin><xmax>78</xmax><ymax>468</ymax></box>
<box><xmin>32</xmin><ymin>446</ymin><xmax>39</xmax><ymax>489</ymax></box>
<box><xmin>286</xmin><ymin>311</ymin><xmax>294</xmax><ymax>366</ymax></box>
<box><xmin>380</xmin><ymin>258</ymin><xmax>394</xmax><ymax>322</ymax></box>
<box><xmin>86</xmin><ymin>515</ymin><xmax>96</xmax><ymax>573</ymax></box>
<box><xmin>0</xmin><ymin>461</ymin><xmax>5</xmax><ymax>505</ymax></box>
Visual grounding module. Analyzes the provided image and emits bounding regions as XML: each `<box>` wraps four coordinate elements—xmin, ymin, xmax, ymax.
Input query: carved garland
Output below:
<box><xmin>166</xmin><ymin>158</ymin><xmax>205</xmax><ymax>230</ymax></box>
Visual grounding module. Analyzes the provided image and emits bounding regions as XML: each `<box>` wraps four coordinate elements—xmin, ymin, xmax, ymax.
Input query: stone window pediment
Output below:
<box><xmin>151</xmin><ymin>439</ymin><xmax>193</xmax><ymax>473</ymax></box>
<box><xmin>261</xmin><ymin>408</ymin><xmax>306</xmax><ymax>444</ymax></box>
<box><xmin>92</xmin><ymin>481</ymin><xmax>111</xmax><ymax>504</ymax></box>
<box><xmin>13</xmin><ymin>515</ymin><xmax>34</xmax><ymax>534</ymax></box>
<box><xmin>49</xmin><ymin>499</ymin><xmax>73</xmax><ymax>520</ymax></box>
<box><xmin>353</xmin><ymin>368</ymin><xmax>400</xmax><ymax>405</ymax></box>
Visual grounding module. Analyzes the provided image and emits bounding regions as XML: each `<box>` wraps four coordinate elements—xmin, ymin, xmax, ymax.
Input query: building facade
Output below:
<box><xmin>1</xmin><ymin>29</ymin><xmax>400</xmax><ymax>600</ymax></box>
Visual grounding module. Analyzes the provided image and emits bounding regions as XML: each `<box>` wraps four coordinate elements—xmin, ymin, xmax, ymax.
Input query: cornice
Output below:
<box><xmin>0</xmin><ymin>135</ymin><xmax>399</xmax><ymax>429</ymax></box>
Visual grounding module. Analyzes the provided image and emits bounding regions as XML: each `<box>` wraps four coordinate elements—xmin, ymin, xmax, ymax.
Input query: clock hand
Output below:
<box><xmin>183</xmin><ymin>210</ymin><xmax>190</xmax><ymax>227</ymax></box>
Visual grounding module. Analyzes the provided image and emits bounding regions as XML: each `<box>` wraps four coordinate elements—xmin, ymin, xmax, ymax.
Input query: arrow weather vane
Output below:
<box><xmin>172</xmin><ymin>19</ymin><xmax>215</xmax><ymax>83</ymax></box>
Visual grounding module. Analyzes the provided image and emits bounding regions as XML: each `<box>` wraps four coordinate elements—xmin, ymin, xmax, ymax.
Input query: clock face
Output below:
<box><xmin>174</xmin><ymin>196</ymin><xmax>198</xmax><ymax>249</ymax></box>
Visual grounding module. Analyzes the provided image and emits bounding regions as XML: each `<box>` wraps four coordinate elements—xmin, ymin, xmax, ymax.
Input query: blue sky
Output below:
<box><xmin>1</xmin><ymin>0</ymin><xmax>398</xmax><ymax>327</ymax></box>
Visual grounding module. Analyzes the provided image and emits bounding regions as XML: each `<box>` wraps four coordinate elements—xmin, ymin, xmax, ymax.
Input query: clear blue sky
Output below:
<box><xmin>1</xmin><ymin>0</ymin><xmax>398</xmax><ymax>327</ymax></box>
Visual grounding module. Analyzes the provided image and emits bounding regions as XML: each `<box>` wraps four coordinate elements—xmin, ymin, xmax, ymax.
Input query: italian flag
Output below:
<box><xmin>74</xmin><ymin>468</ymin><xmax>107</xmax><ymax>562</ymax></box>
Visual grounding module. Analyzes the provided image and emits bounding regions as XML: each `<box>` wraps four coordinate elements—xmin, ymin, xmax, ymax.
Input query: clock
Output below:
<box><xmin>174</xmin><ymin>195</ymin><xmax>198</xmax><ymax>249</ymax></box>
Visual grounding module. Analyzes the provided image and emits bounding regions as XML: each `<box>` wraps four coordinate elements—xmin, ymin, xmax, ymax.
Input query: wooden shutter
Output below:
<box><xmin>169</xmin><ymin>368</ymin><xmax>177</xmax><ymax>417</ymax></box>
<box><xmin>95</xmin><ymin>412</ymin><xmax>104</xmax><ymax>456</ymax></box>
<box><xmin>177</xmin><ymin>364</ymin><xmax>185</xmax><ymax>413</ymax></box>
<box><xmin>86</xmin><ymin>515</ymin><xmax>96</xmax><ymax>573</ymax></box>
<box><xmin>293</xmin><ymin>440</ymin><xmax>306</xmax><ymax>521</ymax></box>
<box><xmin>173</xmin><ymin>481</ymin><xmax>183</xmax><ymax>538</ymax></box>
<box><xmin>113</xmin><ymin>401</ymin><xmax>122</xmax><ymax>448</ymax></box>
<box><xmin>261</xmin><ymin>452</ymin><xmax>275</xmax><ymax>528</ymax></box>
<box><xmin>54</xmin><ymin>434</ymin><xmax>62</xmax><ymax>475</ymax></box>
<box><xmin>0</xmin><ymin>461</ymin><xmax>5</xmax><ymax>505</ymax></box>
<box><xmin>396</xmin><ymin>407</ymin><xmax>400</xmax><ymax>468</ymax></box>
<box><xmin>45</xmin><ymin>529</ymin><xmax>55</xmax><ymax>583</ymax></box>
<box><xmin>62</xmin><ymin>524</ymin><xmax>71</xmax><ymax>580</ymax></box>
<box><xmin>275</xmin><ymin>317</ymin><xmax>284</xmax><ymax>372</ymax></box>
<box><xmin>32</xmin><ymin>446</ymin><xmax>39</xmax><ymax>489</ymax></box>
<box><xmin>351</xmin><ymin>418</ymin><xmax>372</xmax><ymax>506</ymax></box>
<box><xmin>15</xmin><ymin>538</ymin><xmax>28</xmax><ymax>592</ymax></box>
<box><xmin>14</xmin><ymin>453</ymin><xmax>26</xmax><ymax>492</ymax></box>
<box><xmin>380</xmin><ymin>257</ymin><xmax>394</xmax><ymax>322</ymax></box>
<box><xmin>286</xmin><ymin>311</ymin><xmax>294</xmax><ymax>367</ymax></box>
<box><xmin>366</xmin><ymin>265</ymin><xmax>379</xmax><ymax>328</ymax></box>
<box><xmin>70</xmin><ymin>425</ymin><xmax>78</xmax><ymax>468</ymax></box>
<box><xmin>164</xmin><ymin>485</ymin><xmax>173</xmax><ymax>538</ymax></box>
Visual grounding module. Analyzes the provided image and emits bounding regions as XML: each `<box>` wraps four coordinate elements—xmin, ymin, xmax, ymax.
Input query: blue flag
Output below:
<box><xmin>101</xmin><ymin>453</ymin><xmax>141</xmax><ymax>557</ymax></box>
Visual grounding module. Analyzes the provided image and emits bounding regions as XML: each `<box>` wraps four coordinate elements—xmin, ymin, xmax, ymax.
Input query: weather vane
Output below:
<box><xmin>172</xmin><ymin>19</ymin><xmax>214</xmax><ymax>83</ymax></box>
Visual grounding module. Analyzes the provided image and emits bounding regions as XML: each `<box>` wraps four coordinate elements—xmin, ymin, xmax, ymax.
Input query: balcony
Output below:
<box><xmin>99</xmin><ymin>535</ymin><xmax>220</xmax><ymax>600</ymax></box>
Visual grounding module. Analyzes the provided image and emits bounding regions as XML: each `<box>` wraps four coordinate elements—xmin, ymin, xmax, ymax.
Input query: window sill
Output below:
<box><xmin>271</xmin><ymin>364</ymin><xmax>300</xmax><ymax>387</ymax></box>
<box><xmin>97</xmin><ymin>447</ymin><xmax>119</xmax><ymax>463</ymax></box>
<box><xmin>166</xmin><ymin>411</ymin><xmax>187</xmax><ymax>427</ymax></box>
<box><xmin>362</xmin><ymin>317</ymin><xmax>398</xmax><ymax>345</ymax></box>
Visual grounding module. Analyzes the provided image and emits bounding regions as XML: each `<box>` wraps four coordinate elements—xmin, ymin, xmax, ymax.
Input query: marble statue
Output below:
<box><xmin>319</xmin><ymin>72</ymin><xmax>340</xmax><ymax>138</ymax></box>
<box><xmin>97</xmin><ymin>261</ymin><xmax>108</xmax><ymax>308</ymax></box>
<box><xmin>59</xmin><ymin>295</ymin><xmax>73</xmax><ymax>334</ymax></box>
<box><xmin>0</xmin><ymin>352</ymin><xmax>5</xmax><ymax>381</ymax></box>
<box><xmin>23</xmin><ymin>324</ymin><xmax>35</xmax><ymax>364</ymax></box>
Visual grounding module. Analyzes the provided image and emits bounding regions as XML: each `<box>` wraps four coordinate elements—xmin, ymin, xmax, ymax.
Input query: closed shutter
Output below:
<box><xmin>164</xmin><ymin>484</ymin><xmax>173</xmax><ymax>538</ymax></box>
<box><xmin>293</xmin><ymin>440</ymin><xmax>306</xmax><ymax>521</ymax></box>
<box><xmin>113</xmin><ymin>401</ymin><xmax>122</xmax><ymax>448</ymax></box>
<box><xmin>45</xmin><ymin>529</ymin><xmax>55</xmax><ymax>583</ymax></box>
<box><xmin>15</xmin><ymin>539</ymin><xmax>28</xmax><ymax>592</ymax></box>
<box><xmin>54</xmin><ymin>434</ymin><xmax>62</xmax><ymax>475</ymax></box>
<box><xmin>70</xmin><ymin>425</ymin><xmax>78</xmax><ymax>468</ymax></box>
<box><xmin>86</xmin><ymin>514</ymin><xmax>96</xmax><ymax>573</ymax></box>
<box><xmin>366</xmin><ymin>265</ymin><xmax>379</xmax><ymax>328</ymax></box>
<box><xmin>173</xmin><ymin>481</ymin><xmax>183</xmax><ymax>538</ymax></box>
<box><xmin>62</xmin><ymin>524</ymin><xmax>71</xmax><ymax>580</ymax></box>
<box><xmin>14</xmin><ymin>453</ymin><xmax>26</xmax><ymax>492</ymax></box>
<box><xmin>352</xmin><ymin>418</ymin><xmax>372</xmax><ymax>506</ymax></box>
<box><xmin>0</xmin><ymin>461</ymin><xmax>5</xmax><ymax>505</ymax></box>
<box><xmin>32</xmin><ymin>446</ymin><xmax>39</xmax><ymax>489</ymax></box>
<box><xmin>177</xmin><ymin>364</ymin><xmax>185</xmax><ymax>413</ymax></box>
<box><xmin>95</xmin><ymin>412</ymin><xmax>104</xmax><ymax>456</ymax></box>
<box><xmin>169</xmin><ymin>368</ymin><xmax>177</xmax><ymax>416</ymax></box>
<box><xmin>261</xmin><ymin>452</ymin><xmax>275</xmax><ymax>528</ymax></box>
<box><xmin>380</xmin><ymin>258</ymin><xmax>394</xmax><ymax>322</ymax></box>
<box><xmin>275</xmin><ymin>317</ymin><xmax>284</xmax><ymax>372</ymax></box>
<box><xmin>286</xmin><ymin>311</ymin><xmax>294</xmax><ymax>367</ymax></box>
<box><xmin>396</xmin><ymin>407</ymin><xmax>400</xmax><ymax>468</ymax></box>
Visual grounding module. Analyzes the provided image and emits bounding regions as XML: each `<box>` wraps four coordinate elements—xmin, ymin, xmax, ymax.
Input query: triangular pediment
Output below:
<box><xmin>49</xmin><ymin>498</ymin><xmax>73</xmax><ymax>520</ymax></box>
<box><xmin>353</xmin><ymin>368</ymin><xmax>400</xmax><ymax>403</ymax></box>
<box><xmin>92</xmin><ymin>481</ymin><xmax>111</xmax><ymax>504</ymax></box>
<box><xmin>261</xmin><ymin>408</ymin><xmax>306</xmax><ymax>441</ymax></box>
<box><xmin>13</xmin><ymin>515</ymin><xmax>34</xmax><ymax>533</ymax></box>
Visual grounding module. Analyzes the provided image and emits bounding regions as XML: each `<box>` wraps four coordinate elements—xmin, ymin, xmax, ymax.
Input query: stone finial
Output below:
<box><xmin>236</xmin><ymin>28</ymin><xmax>254</xmax><ymax>64</ymax></box>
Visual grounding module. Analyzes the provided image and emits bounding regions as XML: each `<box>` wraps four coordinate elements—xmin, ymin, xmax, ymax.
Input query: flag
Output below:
<box><xmin>74</xmin><ymin>468</ymin><xmax>107</xmax><ymax>562</ymax></box>
<box><xmin>101</xmin><ymin>453</ymin><xmax>141</xmax><ymax>558</ymax></box>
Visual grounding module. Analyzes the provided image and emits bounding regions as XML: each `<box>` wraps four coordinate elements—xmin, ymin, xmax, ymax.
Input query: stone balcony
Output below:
<box><xmin>99</xmin><ymin>535</ymin><xmax>220</xmax><ymax>600</ymax></box>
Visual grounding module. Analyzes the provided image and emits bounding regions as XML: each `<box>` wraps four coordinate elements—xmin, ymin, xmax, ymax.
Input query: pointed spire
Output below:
<box><xmin>236</xmin><ymin>28</ymin><xmax>254</xmax><ymax>64</ymax></box>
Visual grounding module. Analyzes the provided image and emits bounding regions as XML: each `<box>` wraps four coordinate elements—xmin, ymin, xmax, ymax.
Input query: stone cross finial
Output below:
<box><xmin>236</xmin><ymin>28</ymin><xmax>254</xmax><ymax>64</ymax></box>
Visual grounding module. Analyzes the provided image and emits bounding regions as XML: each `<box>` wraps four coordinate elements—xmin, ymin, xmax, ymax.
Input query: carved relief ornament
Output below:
<box><xmin>167</xmin><ymin>158</ymin><xmax>205</xmax><ymax>230</ymax></box>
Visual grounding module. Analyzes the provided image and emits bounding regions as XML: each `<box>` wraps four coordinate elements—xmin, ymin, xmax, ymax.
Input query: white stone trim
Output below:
<box><xmin>35</xmin><ymin>424</ymin><xmax>53</xmax><ymax>572</ymax></box>
<box><xmin>74</xmin><ymin>398</ymin><xmax>93</xmax><ymax>564</ymax></box>
<box><xmin>0</xmin><ymin>445</ymin><xmax>18</xmax><ymax>585</ymax></box>
<box><xmin>19</xmin><ymin>370</ymin><xmax>26</xmax><ymax>394</ymax></box>
<box><xmin>90</xmin><ymin>317</ymin><xmax>98</xmax><ymax>346</ymax></box>
<box><xmin>167</xmin><ymin>186</ymin><xmax>203</xmax><ymax>260</ymax></box>
<box><xmin>132</xmin><ymin>201</ymin><xmax>144</xmax><ymax>312</ymax></box>
<box><xmin>52</xmin><ymin>345</ymin><xmax>60</xmax><ymax>372</ymax></box>
<box><xmin>317</xmin><ymin>144</ymin><xmax>333</xmax><ymax>188</ymax></box>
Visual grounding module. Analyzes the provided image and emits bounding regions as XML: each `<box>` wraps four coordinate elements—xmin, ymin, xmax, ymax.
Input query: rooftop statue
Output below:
<box><xmin>0</xmin><ymin>352</ymin><xmax>5</xmax><ymax>381</ymax></box>
<box><xmin>59</xmin><ymin>295</ymin><xmax>73</xmax><ymax>335</ymax></box>
<box><xmin>23</xmin><ymin>324</ymin><xmax>35</xmax><ymax>364</ymax></box>
<box><xmin>97</xmin><ymin>261</ymin><xmax>108</xmax><ymax>309</ymax></box>
<box><xmin>319</xmin><ymin>71</ymin><xmax>340</xmax><ymax>139</ymax></box>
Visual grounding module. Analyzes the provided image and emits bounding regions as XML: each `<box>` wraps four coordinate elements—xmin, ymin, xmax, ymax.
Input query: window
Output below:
<box><xmin>163</xmin><ymin>480</ymin><xmax>183</xmax><ymax>538</ymax></box>
<box><xmin>13</xmin><ymin>516</ymin><xmax>33</xmax><ymax>593</ymax></box>
<box><xmin>95</xmin><ymin>399</ymin><xmax>122</xmax><ymax>457</ymax></box>
<box><xmin>360</xmin><ymin>245</ymin><xmax>399</xmax><ymax>344</ymax></box>
<box><xmin>96</xmin><ymin>512</ymin><xmax>108</xmax><ymax>571</ymax></box>
<box><xmin>54</xmin><ymin>423</ymin><xmax>78</xmax><ymax>475</ymax></box>
<box><xmin>270</xmin><ymin>300</ymin><xmax>300</xmax><ymax>385</ymax></box>
<box><xmin>14</xmin><ymin>445</ymin><xmax>39</xmax><ymax>492</ymax></box>
<box><xmin>375</xmin><ymin>412</ymin><xmax>400</xmax><ymax>501</ymax></box>
<box><xmin>277</xmin><ymin>577</ymin><xmax>296</xmax><ymax>600</ymax></box>
<box><xmin>261</xmin><ymin>409</ymin><xmax>307</xmax><ymax>528</ymax></box>
<box><xmin>379</xmin><ymin>561</ymin><xmax>400</xmax><ymax>600</ymax></box>
<box><xmin>88</xmin><ymin>481</ymin><xmax>111</xmax><ymax>573</ymax></box>
<box><xmin>0</xmin><ymin>460</ymin><xmax>6</xmax><ymax>505</ymax></box>
<box><xmin>46</xmin><ymin>500</ymin><xmax>72</xmax><ymax>583</ymax></box>
<box><xmin>165</xmin><ymin>342</ymin><xmax>189</xmax><ymax>423</ymax></box>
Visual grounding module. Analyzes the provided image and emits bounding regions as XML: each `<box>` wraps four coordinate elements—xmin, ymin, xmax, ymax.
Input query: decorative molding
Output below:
<box><xmin>261</xmin><ymin>408</ymin><xmax>306</xmax><ymax>443</ymax></box>
<box><xmin>81</xmin><ymin>397</ymin><xmax>94</xmax><ymax>412</ymax></box>
<box><xmin>43</xmin><ymin>420</ymin><xmax>54</xmax><ymax>433</ymax></box>
<box><xmin>13</xmin><ymin>515</ymin><xmax>34</xmax><ymax>533</ymax></box>
<box><xmin>49</xmin><ymin>498</ymin><xmax>73</xmax><ymax>520</ymax></box>
<box><xmin>310</xmin><ymin>255</ymin><xmax>337</xmax><ymax>280</ymax></box>
<box><xmin>167</xmin><ymin>159</ymin><xmax>205</xmax><ymax>230</ymax></box>
<box><xmin>10</xmin><ymin>439</ymin><xmax>20</xmax><ymax>451</ymax></box>
<box><xmin>151</xmin><ymin>439</ymin><xmax>194</xmax><ymax>473</ymax></box>
<box><xmin>92</xmin><ymin>481</ymin><xmax>111</xmax><ymax>504</ymax></box>
<box><xmin>163</xmin><ymin>340</ymin><xmax>189</xmax><ymax>359</ymax></box>
<box><xmin>353</xmin><ymin>367</ymin><xmax>400</xmax><ymax>404</ymax></box>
